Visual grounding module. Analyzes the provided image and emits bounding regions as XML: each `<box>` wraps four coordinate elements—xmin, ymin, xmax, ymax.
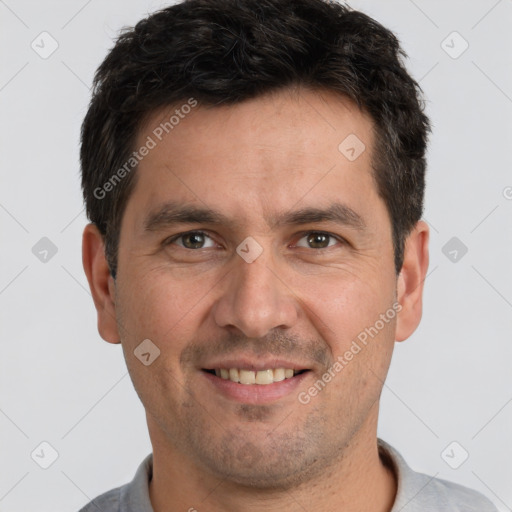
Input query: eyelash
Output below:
<box><xmin>164</xmin><ymin>230</ymin><xmax>346</xmax><ymax>250</ymax></box>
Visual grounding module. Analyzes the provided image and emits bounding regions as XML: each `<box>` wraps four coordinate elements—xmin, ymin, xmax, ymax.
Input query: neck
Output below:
<box><xmin>148</xmin><ymin>416</ymin><xmax>397</xmax><ymax>512</ymax></box>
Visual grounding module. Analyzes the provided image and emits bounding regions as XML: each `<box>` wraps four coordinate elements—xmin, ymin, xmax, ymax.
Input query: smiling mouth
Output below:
<box><xmin>202</xmin><ymin>368</ymin><xmax>309</xmax><ymax>385</ymax></box>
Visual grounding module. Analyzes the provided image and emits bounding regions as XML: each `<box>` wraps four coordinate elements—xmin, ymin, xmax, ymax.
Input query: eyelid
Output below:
<box><xmin>163</xmin><ymin>229</ymin><xmax>346</xmax><ymax>249</ymax></box>
<box><xmin>292</xmin><ymin>230</ymin><xmax>346</xmax><ymax>248</ymax></box>
<box><xmin>164</xmin><ymin>230</ymin><xmax>217</xmax><ymax>248</ymax></box>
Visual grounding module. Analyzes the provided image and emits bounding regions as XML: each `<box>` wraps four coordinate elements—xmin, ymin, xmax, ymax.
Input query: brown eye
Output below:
<box><xmin>168</xmin><ymin>231</ymin><xmax>216</xmax><ymax>249</ymax></box>
<box><xmin>295</xmin><ymin>232</ymin><xmax>340</xmax><ymax>249</ymax></box>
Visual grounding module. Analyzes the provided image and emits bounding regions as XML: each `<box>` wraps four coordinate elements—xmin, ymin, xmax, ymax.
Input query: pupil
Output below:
<box><xmin>182</xmin><ymin>233</ymin><xmax>330</xmax><ymax>249</ymax></box>
<box><xmin>185</xmin><ymin>233</ymin><xmax>204</xmax><ymax>249</ymax></box>
<box><xmin>308</xmin><ymin>233</ymin><xmax>328</xmax><ymax>248</ymax></box>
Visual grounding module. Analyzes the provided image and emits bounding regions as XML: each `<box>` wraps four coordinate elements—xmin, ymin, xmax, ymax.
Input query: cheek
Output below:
<box><xmin>117</xmin><ymin>266</ymin><xmax>219</xmax><ymax>352</ymax></box>
<box><xmin>300</xmin><ymin>272</ymin><xmax>395</xmax><ymax>354</ymax></box>
<box><xmin>115</xmin><ymin>270</ymin><xmax>206</xmax><ymax>411</ymax></box>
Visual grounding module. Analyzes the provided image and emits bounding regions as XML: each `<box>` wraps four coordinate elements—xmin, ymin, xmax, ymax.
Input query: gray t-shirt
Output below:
<box><xmin>78</xmin><ymin>439</ymin><xmax>498</xmax><ymax>511</ymax></box>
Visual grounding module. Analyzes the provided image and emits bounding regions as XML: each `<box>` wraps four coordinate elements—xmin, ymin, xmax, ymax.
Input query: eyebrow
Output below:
<box><xmin>143</xmin><ymin>200</ymin><xmax>367</xmax><ymax>233</ymax></box>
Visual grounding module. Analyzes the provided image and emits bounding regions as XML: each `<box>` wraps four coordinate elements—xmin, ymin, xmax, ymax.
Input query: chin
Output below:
<box><xmin>193</xmin><ymin>432</ymin><xmax>330</xmax><ymax>490</ymax></box>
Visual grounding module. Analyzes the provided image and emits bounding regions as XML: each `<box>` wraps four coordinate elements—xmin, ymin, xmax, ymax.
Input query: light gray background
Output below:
<box><xmin>1</xmin><ymin>0</ymin><xmax>511</xmax><ymax>511</ymax></box>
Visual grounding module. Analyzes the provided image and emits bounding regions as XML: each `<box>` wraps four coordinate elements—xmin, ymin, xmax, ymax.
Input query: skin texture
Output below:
<box><xmin>83</xmin><ymin>86</ymin><xmax>429</xmax><ymax>512</ymax></box>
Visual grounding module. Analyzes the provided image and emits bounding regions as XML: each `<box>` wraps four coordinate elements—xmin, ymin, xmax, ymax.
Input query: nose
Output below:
<box><xmin>212</xmin><ymin>248</ymin><xmax>299</xmax><ymax>339</ymax></box>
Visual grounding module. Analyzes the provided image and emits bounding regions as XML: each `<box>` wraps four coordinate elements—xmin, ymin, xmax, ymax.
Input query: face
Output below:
<box><xmin>87</xmin><ymin>87</ymin><xmax>426</xmax><ymax>488</ymax></box>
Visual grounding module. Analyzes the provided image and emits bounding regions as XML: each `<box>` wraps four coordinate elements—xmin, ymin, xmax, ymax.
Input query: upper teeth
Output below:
<box><xmin>214</xmin><ymin>368</ymin><xmax>297</xmax><ymax>385</ymax></box>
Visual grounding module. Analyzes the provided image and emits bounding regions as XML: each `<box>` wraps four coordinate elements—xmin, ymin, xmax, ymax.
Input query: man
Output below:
<box><xmin>79</xmin><ymin>0</ymin><xmax>498</xmax><ymax>510</ymax></box>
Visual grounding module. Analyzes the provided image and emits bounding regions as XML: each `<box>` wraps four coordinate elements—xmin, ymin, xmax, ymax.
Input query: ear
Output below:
<box><xmin>82</xmin><ymin>223</ymin><xmax>120</xmax><ymax>344</ymax></box>
<box><xmin>395</xmin><ymin>220</ymin><xmax>429</xmax><ymax>342</ymax></box>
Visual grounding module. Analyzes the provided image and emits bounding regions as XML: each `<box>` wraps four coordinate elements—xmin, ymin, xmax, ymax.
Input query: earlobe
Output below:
<box><xmin>82</xmin><ymin>223</ymin><xmax>121</xmax><ymax>344</ymax></box>
<box><xmin>395</xmin><ymin>220</ymin><xmax>430</xmax><ymax>342</ymax></box>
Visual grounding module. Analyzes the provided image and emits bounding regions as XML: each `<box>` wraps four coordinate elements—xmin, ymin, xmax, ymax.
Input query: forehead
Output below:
<box><xmin>124</xmin><ymin>87</ymin><xmax>382</xmax><ymax>231</ymax></box>
<box><xmin>137</xmin><ymin>86</ymin><xmax>374</xmax><ymax>161</ymax></box>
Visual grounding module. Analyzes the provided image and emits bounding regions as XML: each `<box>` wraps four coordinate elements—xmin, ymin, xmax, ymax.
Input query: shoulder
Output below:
<box><xmin>77</xmin><ymin>486</ymin><xmax>122</xmax><ymax>512</ymax></box>
<box><xmin>378</xmin><ymin>439</ymin><xmax>498</xmax><ymax>512</ymax></box>
<box><xmin>410</xmin><ymin>472</ymin><xmax>499</xmax><ymax>511</ymax></box>
<box><xmin>76</xmin><ymin>453</ymin><xmax>154</xmax><ymax>512</ymax></box>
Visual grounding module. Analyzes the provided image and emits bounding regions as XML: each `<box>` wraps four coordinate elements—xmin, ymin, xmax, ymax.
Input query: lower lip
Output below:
<box><xmin>201</xmin><ymin>370</ymin><xmax>310</xmax><ymax>404</ymax></box>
